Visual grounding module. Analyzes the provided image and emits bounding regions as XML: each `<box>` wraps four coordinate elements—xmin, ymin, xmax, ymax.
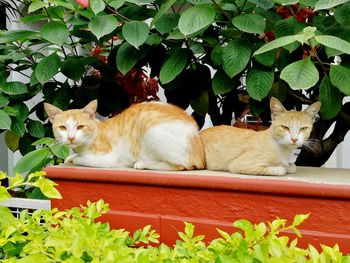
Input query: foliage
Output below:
<box><xmin>0</xmin><ymin>170</ymin><xmax>62</xmax><ymax>200</ymax></box>
<box><xmin>0</xmin><ymin>200</ymin><xmax>348</xmax><ymax>262</ymax></box>
<box><xmin>1</xmin><ymin>0</ymin><xmax>350</xmax><ymax>167</ymax></box>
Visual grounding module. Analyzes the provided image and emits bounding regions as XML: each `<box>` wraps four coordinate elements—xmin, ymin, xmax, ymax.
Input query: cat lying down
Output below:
<box><xmin>200</xmin><ymin>97</ymin><xmax>321</xmax><ymax>176</ymax></box>
<box><xmin>44</xmin><ymin>101</ymin><xmax>205</xmax><ymax>170</ymax></box>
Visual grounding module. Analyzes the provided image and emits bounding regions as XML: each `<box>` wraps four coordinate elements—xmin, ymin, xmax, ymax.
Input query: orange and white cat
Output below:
<box><xmin>44</xmin><ymin>101</ymin><xmax>205</xmax><ymax>170</ymax></box>
<box><xmin>200</xmin><ymin>97</ymin><xmax>321</xmax><ymax>176</ymax></box>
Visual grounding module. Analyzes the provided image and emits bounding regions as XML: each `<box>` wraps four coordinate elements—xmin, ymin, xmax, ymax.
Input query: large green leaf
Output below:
<box><xmin>151</xmin><ymin>0</ymin><xmax>177</xmax><ymax>27</ymax></box>
<box><xmin>222</xmin><ymin>39</ymin><xmax>251</xmax><ymax>78</ymax></box>
<box><xmin>0</xmin><ymin>82</ymin><xmax>28</xmax><ymax>95</ymax></box>
<box><xmin>212</xmin><ymin>71</ymin><xmax>235</xmax><ymax>95</ymax></box>
<box><xmin>246</xmin><ymin>68</ymin><xmax>274</xmax><ymax>101</ymax></box>
<box><xmin>178</xmin><ymin>4</ymin><xmax>216</xmax><ymax>36</ymax></box>
<box><xmin>329</xmin><ymin>64</ymin><xmax>350</xmax><ymax>96</ymax></box>
<box><xmin>232</xmin><ymin>14</ymin><xmax>266</xmax><ymax>34</ymax></box>
<box><xmin>315</xmin><ymin>35</ymin><xmax>350</xmax><ymax>55</ymax></box>
<box><xmin>253</xmin><ymin>36</ymin><xmax>297</xmax><ymax>56</ymax></box>
<box><xmin>122</xmin><ymin>21</ymin><xmax>149</xmax><ymax>49</ymax></box>
<box><xmin>319</xmin><ymin>76</ymin><xmax>341</xmax><ymax>120</ymax></box>
<box><xmin>89</xmin><ymin>14</ymin><xmax>118</xmax><ymax>39</ymax></box>
<box><xmin>35</xmin><ymin>53</ymin><xmax>61</xmax><ymax>84</ymax></box>
<box><xmin>314</xmin><ymin>0</ymin><xmax>349</xmax><ymax>11</ymax></box>
<box><xmin>0</xmin><ymin>110</ymin><xmax>11</xmax><ymax>130</ymax></box>
<box><xmin>159</xmin><ymin>49</ymin><xmax>188</xmax><ymax>84</ymax></box>
<box><xmin>13</xmin><ymin>148</ymin><xmax>50</xmax><ymax>174</ymax></box>
<box><xmin>274</xmin><ymin>17</ymin><xmax>304</xmax><ymax>53</ymax></box>
<box><xmin>28</xmin><ymin>1</ymin><xmax>47</xmax><ymax>13</ymax></box>
<box><xmin>248</xmin><ymin>0</ymin><xmax>274</xmax><ymax>10</ymax></box>
<box><xmin>155</xmin><ymin>13</ymin><xmax>179</xmax><ymax>35</ymax></box>
<box><xmin>116</xmin><ymin>42</ymin><xmax>140</xmax><ymax>75</ymax></box>
<box><xmin>10</xmin><ymin>117</ymin><xmax>25</xmax><ymax>137</ymax></box>
<box><xmin>334</xmin><ymin>1</ymin><xmax>350</xmax><ymax>25</ymax></box>
<box><xmin>280</xmin><ymin>57</ymin><xmax>319</xmax><ymax>90</ymax></box>
<box><xmin>61</xmin><ymin>56</ymin><xmax>86</xmax><ymax>81</ymax></box>
<box><xmin>27</xmin><ymin>119</ymin><xmax>45</xmax><ymax>138</ymax></box>
<box><xmin>0</xmin><ymin>30</ymin><xmax>38</xmax><ymax>43</ymax></box>
<box><xmin>189</xmin><ymin>89</ymin><xmax>209</xmax><ymax>117</ymax></box>
<box><xmin>50</xmin><ymin>144</ymin><xmax>70</xmax><ymax>159</ymax></box>
<box><xmin>40</xmin><ymin>21</ymin><xmax>69</xmax><ymax>46</ymax></box>
<box><xmin>90</xmin><ymin>0</ymin><xmax>106</xmax><ymax>14</ymax></box>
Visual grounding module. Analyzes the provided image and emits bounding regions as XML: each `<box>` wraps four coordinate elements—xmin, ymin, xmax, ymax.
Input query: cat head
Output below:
<box><xmin>44</xmin><ymin>100</ymin><xmax>98</xmax><ymax>148</ymax></box>
<box><xmin>269</xmin><ymin>97</ymin><xmax>321</xmax><ymax>147</ymax></box>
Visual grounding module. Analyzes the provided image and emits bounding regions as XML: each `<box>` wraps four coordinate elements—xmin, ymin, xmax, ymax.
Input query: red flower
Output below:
<box><xmin>76</xmin><ymin>0</ymin><xmax>89</xmax><ymax>8</ymax></box>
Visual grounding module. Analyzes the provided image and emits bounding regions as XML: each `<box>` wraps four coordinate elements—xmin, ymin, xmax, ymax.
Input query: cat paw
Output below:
<box><xmin>286</xmin><ymin>164</ymin><xmax>296</xmax><ymax>174</ymax></box>
<box><xmin>268</xmin><ymin>166</ymin><xmax>286</xmax><ymax>176</ymax></box>
<box><xmin>134</xmin><ymin>161</ymin><xmax>145</xmax><ymax>169</ymax></box>
<box><xmin>64</xmin><ymin>154</ymin><xmax>77</xmax><ymax>165</ymax></box>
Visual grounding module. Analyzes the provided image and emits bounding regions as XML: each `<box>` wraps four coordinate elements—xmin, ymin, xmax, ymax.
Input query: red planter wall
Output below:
<box><xmin>45</xmin><ymin>166</ymin><xmax>350</xmax><ymax>252</ymax></box>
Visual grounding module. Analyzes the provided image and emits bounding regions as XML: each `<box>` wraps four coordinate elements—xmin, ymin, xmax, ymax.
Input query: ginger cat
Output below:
<box><xmin>44</xmin><ymin>100</ymin><xmax>205</xmax><ymax>170</ymax></box>
<box><xmin>200</xmin><ymin>97</ymin><xmax>321</xmax><ymax>176</ymax></box>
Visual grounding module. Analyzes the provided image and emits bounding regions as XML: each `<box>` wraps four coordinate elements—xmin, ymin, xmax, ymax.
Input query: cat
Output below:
<box><xmin>200</xmin><ymin>97</ymin><xmax>321</xmax><ymax>176</ymax></box>
<box><xmin>44</xmin><ymin>100</ymin><xmax>205</xmax><ymax>170</ymax></box>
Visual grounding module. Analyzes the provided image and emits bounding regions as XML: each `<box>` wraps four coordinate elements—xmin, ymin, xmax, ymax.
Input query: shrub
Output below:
<box><xmin>1</xmin><ymin>0</ymin><xmax>350</xmax><ymax>168</ymax></box>
<box><xmin>0</xmin><ymin>199</ymin><xmax>348</xmax><ymax>262</ymax></box>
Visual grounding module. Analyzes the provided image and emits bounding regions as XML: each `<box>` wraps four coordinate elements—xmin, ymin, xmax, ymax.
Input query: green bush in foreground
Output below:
<box><xmin>0</xmin><ymin>200</ymin><xmax>348</xmax><ymax>262</ymax></box>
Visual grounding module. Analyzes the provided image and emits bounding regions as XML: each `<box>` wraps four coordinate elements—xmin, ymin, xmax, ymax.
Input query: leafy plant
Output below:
<box><xmin>0</xmin><ymin>199</ymin><xmax>348</xmax><ymax>262</ymax></box>
<box><xmin>0</xmin><ymin>170</ymin><xmax>62</xmax><ymax>200</ymax></box>
<box><xmin>1</xmin><ymin>0</ymin><xmax>350</xmax><ymax>167</ymax></box>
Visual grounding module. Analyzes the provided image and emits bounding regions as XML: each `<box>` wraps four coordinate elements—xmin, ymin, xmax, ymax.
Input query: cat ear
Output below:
<box><xmin>83</xmin><ymin>100</ymin><xmax>97</xmax><ymax>118</ymax></box>
<box><xmin>303</xmin><ymin>101</ymin><xmax>321</xmax><ymax>121</ymax></box>
<box><xmin>270</xmin><ymin>97</ymin><xmax>286</xmax><ymax>120</ymax></box>
<box><xmin>44</xmin><ymin>103</ymin><xmax>62</xmax><ymax>122</ymax></box>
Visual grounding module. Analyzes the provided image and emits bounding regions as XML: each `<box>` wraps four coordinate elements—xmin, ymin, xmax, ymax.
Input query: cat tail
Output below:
<box><xmin>188</xmin><ymin>134</ymin><xmax>206</xmax><ymax>170</ymax></box>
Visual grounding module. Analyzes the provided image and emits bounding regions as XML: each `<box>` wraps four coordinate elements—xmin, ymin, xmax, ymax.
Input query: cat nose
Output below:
<box><xmin>68</xmin><ymin>137</ymin><xmax>75</xmax><ymax>142</ymax></box>
<box><xmin>291</xmin><ymin>138</ymin><xmax>298</xmax><ymax>143</ymax></box>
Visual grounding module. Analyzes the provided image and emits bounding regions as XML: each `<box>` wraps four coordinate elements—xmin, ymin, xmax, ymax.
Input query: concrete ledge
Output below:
<box><xmin>45</xmin><ymin>165</ymin><xmax>350</xmax><ymax>252</ymax></box>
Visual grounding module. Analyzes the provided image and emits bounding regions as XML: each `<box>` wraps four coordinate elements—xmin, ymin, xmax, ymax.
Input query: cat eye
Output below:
<box><xmin>280</xmin><ymin>125</ymin><xmax>289</xmax><ymax>130</ymax></box>
<box><xmin>77</xmin><ymin>125</ymin><xmax>85</xmax><ymax>130</ymax></box>
<box><xmin>58</xmin><ymin>126</ymin><xmax>66</xmax><ymax>130</ymax></box>
<box><xmin>300</xmin><ymin>127</ymin><xmax>308</xmax><ymax>131</ymax></box>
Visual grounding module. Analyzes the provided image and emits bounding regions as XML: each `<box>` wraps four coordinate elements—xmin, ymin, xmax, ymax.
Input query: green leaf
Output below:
<box><xmin>334</xmin><ymin>2</ymin><xmax>350</xmax><ymax>25</ymax></box>
<box><xmin>50</xmin><ymin>144</ymin><xmax>70</xmax><ymax>159</ymax></box>
<box><xmin>253</xmin><ymin>36</ymin><xmax>297</xmax><ymax>55</ymax></box>
<box><xmin>28</xmin><ymin>1</ymin><xmax>47</xmax><ymax>13</ymax></box>
<box><xmin>280</xmin><ymin>57</ymin><xmax>319</xmax><ymax>90</ymax></box>
<box><xmin>246</xmin><ymin>68</ymin><xmax>274</xmax><ymax>101</ymax></box>
<box><xmin>61</xmin><ymin>56</ymin><xmax>86</xmax><ymax>81</ymax></box>
<box><xmin>13</xmin><ymin>148</ymin><xmax>50</xmax><ymax>174</ymax></box>
<box><xmin>20</xmin><ymin>14</ymin><xmax>47</xmax><ymax>24</ymax></box>
<box><xmin>0</xmin><ymin>82</ymin><xmax>28</xmax><ymax>95</ymax></box>
<box><xmin>40</xmin><ymin>21</ymin><xmax>69</xmax><ymax>46</ymax></box>
<box><xmin>222</xmin><ymin>39</ymin><xmax>251</xmax><ymax>78</ymax></box>
<box><xmin>320</xmin><ymin>77</ymin><xmax>342</xmax><ymax>119</ymax></box>
<box><xmin>274</xmin><ymin>17</ymin><xmax>304</xmax><ymax>53</ymax></box>
<box><xmin>232</xmin><ymin>14</ymin><xmax>266</xmax><ymax>34</ymax></box>
<box><xmin>37</xmin><ymin>178</ymin><xmax>62</xmax><ymax>199</ymax></box>
<box><xmin>314</xmin><ymin>0</ymin><xmax>349</xmax><ymax>11</ymax></box>
<box><xmin>122</xmin><ymin>21</ymin><xmax>149</xmax><ymax>49</ymax></box>
<box><xmin>0</xmin><ymin>94</ymin><xmax>9</xmax><ymax>107</ymax></box>
<box><xmin>27</xmin><ymin>119</ymin><xmax>45</xmax><ymax>138</ymax></box>
<box><xmin>292</xmin><ymin>214</ymin><xmax>310</xmax><ymax>226</ymax></box>
<box><xmin>254</xmin><ymin>48</ymin><xmax>278</xmax><ymax>67</ymax></box>
<box><xmin>212</xmin><ymin>71</ymin><xmax>235</xmax><ymax>95</ymax></box>
<box><xmin>151</xmin><ymin>0</ymin><xmax>177</xmax><ymax>27</ymax></box>
<box><xmin>89</xmin><ymin>14</ymin><xmax>118</xmax><ymax>39</ymax></box>
<box><xmin>35</xmin><ymin>53</ymin><xmax>61</xmax><ymax>84</ymax></box>
<box><xmin>10</xmin><ymin>117</ymin><xmax>25</xmax><ymax>137</ymax></box>
<box><xmin>248</xmin><ymin>0</ymin><xmax>274</xmax><ymax>10</ymax></box>
<box><xmin>91</xmin><ymin>0</ymin><xmax>106</xmax><ymax>14</ymax></box>
<box><xmin>160</xmin><ymin>49</ymin><xmax>188</xmax><ymax>84</ymax></box>
<box><xmin>279</xmin><ymin>0</ymin><xmax>298</xmax><ymax>4</ymax></box>
<box><xmin>155</xmin><ymin>13</ymin><xmax>179</xmax><ymax>35</ymax></box>
<box><xmin>0</xmin><ymin>110</ymin><xmax>12</xmax><ymax>130</ymax></box>
<box><xmin>329</xmin><ymin>65</ymin><xmax>350</xmax><ymax>96</ymax></box>
<box><xmin>0</xmin><ymin>30</ymin><xmax>38</xmax><ymax>44</ymax></box>
<box><xmin>32</xmin><ymin>137</ymin><xmax>55</xmax><ymax>146</ymax></box>
<box><xmin>116</xmin><ymin>42</ymin><xmax>140</xmax><ymax>75</ymax></box>
<box><xmin>210</xmin><ymin>45</ymin><xmax>223</xmax><ymax>66</ymax></box>
<box><xmin>12</xmin><ymin>103</ymin><xmax>29</xmax><ymax>121</ymax></box>
<box><xmin>0</xmin><ymin>186</ymin><xmax>11</xmax><ymax>201</ymax></box>
<box><xmin>314</xmin><ymin>35</ymin><xmax>350</xmax><ymax>55</ymax></box>
<box><xmin>178</xmin><ymin>4</ymin><xmax>216</xmax><ymax>36</ymax></box>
